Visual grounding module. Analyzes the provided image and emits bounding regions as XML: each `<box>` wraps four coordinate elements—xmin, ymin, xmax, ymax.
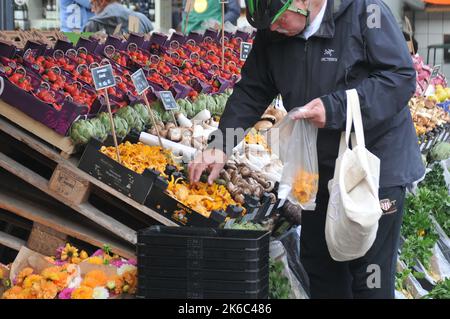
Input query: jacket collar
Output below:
<box><xmin>296</xmin><ymin>0</ymin><xmax>353</xmax><ymax>39</ymax></box>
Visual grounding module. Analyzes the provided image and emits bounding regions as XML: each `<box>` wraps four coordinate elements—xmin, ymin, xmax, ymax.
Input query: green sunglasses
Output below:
<box><xmin>271</xmin><ymin>0</ymin><xmax>310</xmax><ymax>25</ymax></box>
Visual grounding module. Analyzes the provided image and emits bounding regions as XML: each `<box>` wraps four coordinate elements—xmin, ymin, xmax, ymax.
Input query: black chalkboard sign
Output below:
<box><xmin>430</xmin><ymin>65</ymin><xmax>441</xmax><ymax>80</ymax></box>
<box><xmin>91</xmin><ymin>64</ymin><xmax>116</xmax><ymax>91</ymax></box>
<box><xmin>240</xmin><ymin>42</ymin><xmax>253</xmax><ymax>61</ymax></box>
<box><xmin>159</xmin><ymin>91</ymin><xmax>178</xmax><ymax>111</ymax></box>
<box><xmin>131</xmin><ymin>68</ymin><xmax>150</xmax><ymax>95</ymax></box>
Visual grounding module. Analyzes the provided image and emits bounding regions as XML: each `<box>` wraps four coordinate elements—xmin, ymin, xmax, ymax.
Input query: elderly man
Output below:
<box><xmin>188</xmin><ymin>0</ymin><xmax>424</xmax><ymax>299</ymax></box>
<box><xmin>84</xmin><ymin>0</ymin><xmax>153</xmax><ymax>34</ymax></box>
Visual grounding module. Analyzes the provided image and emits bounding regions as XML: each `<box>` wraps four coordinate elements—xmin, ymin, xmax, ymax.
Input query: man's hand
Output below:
<box><xmin>290</xmin><ymin>98</ymin><xmax>326</xmax><ymax>128</ymax></box>
<box><xmin>188</xmin><ymin>149</ymin><xmax>228</xmax><ymax>185</ymax></box>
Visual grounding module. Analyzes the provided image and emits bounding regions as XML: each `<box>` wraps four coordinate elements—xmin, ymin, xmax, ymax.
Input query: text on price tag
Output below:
<box><xmin>159</xmin><ymin>91</ymin><xmax>178</xmax><ymax>111</ymax></box>
<box><xmin>430</xmin><ymin>65</ymin><xmax>441</xmax><ymax>80</ymax></box>
<box><xmin>131</xmin><ymin>69</ymin><xmax>150</xmax><ymax>95</ymax></box>
<box><xmin>240</xmin><ymin>42</ymin><xmax>253</xmax><ymax>61</ymax></box>
<box><xmin>91</xmin><ymin>64</ymin><xmax>116</xmax><ymax>91</ymax></box>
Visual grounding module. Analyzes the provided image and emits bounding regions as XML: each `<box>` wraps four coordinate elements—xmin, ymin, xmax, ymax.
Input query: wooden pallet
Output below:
<box><xmin>0</xmin><ymin>181</ymin><xmax>135</xmax><ymax>259</ymax></box>
<box><xmin>0</xmin><ymin>100</ymin><xmax>76</xmax><ymax>156</ymax></box>
<box><xmin>0</xmin><ymin>114</ymin><xmax>178</xmax><ymax>257</ymax></box>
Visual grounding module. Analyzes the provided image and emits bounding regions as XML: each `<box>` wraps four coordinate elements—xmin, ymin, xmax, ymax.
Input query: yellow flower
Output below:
<box><xmin>71</xmin><ymin>257</ymin><xmax>82</xmax><ymax>264</ymax></box>
<box><xmin>418</xmin><ymin>229</ymin><xmax>426</xmax><ymax>237</ymax></box>
<box><xmin>80</xmin><ymin>250</ymin><xmax>89</xmax><ymax>260</ymax></box>
<box><xmin>87</xmin><ymin>256</ymin><xmax>104</xmax><ymax>265</ymax></box>
<box><xmin>41</xmin><ymin>266</ymin><xmax>69</xmax><ymax>291</ymax></box>
<box><xmin>23</xmin><ymin>275</ymin><xmax>43</xmax><ymax>289</ymax></box>
<box><xmin>15</xmin><ymin>267</ymin><xmax>34</xmax><ymax>286</ymax></box>
<box><xmin>61</xmin><ymin>244</ymin><xmax>78</xmax><ymax>262</ymax></box>
<box><xmin>0</xmin><ymin>268</ymin><xmax>3</xmax><ymax>280</ymax></box>
<box><xmin>71</xmin><ymin>286</ymin><xmax>94</xmax><ymax>299</ymax></box>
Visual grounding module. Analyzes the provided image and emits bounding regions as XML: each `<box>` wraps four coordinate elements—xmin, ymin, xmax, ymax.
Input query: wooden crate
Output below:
<box><xmin>0</xmin><ymin>100</ymin><xmax>76</xmax><ymax>156</ymax></box>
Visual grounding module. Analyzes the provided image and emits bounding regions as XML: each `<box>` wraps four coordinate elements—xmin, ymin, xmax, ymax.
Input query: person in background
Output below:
<box><xmin>181</xmin><ymin>0</ymin><xmax>241</xmax><ymax>34</ymax></box>
<box><xmin>84</xmin><ymin>0</ymin><xmax>153</xmax><ymax>34</ymax></box>
<box><xmin>60</xmin><ymin>0</ymin><xmax>94</xmax><ymax>32</ymax></box>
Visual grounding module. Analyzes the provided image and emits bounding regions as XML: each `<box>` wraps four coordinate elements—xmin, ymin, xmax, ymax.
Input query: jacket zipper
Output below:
<box><xmin>304</xmin><ymin>40</ymin><xmax>310</xmax><ymax>103</ymax></box>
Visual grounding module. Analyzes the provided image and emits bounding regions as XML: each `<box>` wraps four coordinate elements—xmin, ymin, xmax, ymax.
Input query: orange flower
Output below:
<box><xmin>122</xmin><ymin>269</ymin><xmax>137</xmax><ymax>294</ymax></box>
<box><xmin>32</xmin><ymin>279</ymin><xmax>58</xmax><ymax>299</ymax></box>
<box><xmin>81</xmin><ymin>270</ymin><xmax>108</xmax><ymax>288</ymax></box>
<box><xmin>15</xmin><ymin>267</ymin><xmax>34</xmax><ymax>286</ymax></box>
<box><xmin>23</xmin><ymin>275</ymin><xmax>43</xmax><ymax>289</ymax></box>
<box><xmin>71</xmin><ymin>286</ymin><xmax>94</xmax><ymax>299</ymax></box>
<box><xmin>110</xmin><ymin>275</ymin><xmax>124</xmax><ymax>295</ymax></box>
<box><xmin>2</xmin><ymin>286</ymin><xmax>24</xmax><ymax>299</ymax></box>
<box><xmin>292</xmin><ymin>170</ymin><xmax>318</xmax><ymax>204</ymax></box>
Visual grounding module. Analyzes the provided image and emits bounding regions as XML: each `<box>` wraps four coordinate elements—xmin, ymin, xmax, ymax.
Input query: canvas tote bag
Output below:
<box><xmin>325</xmin><ymin>89</ymin><xmax>383</xmax><ymax>262</ymax></box>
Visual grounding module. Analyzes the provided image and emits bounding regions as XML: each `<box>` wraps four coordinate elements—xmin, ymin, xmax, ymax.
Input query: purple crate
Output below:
<box><xmin>148</xmin><ymin>32</ymin><xmax>168</xmax><ymax>47</ymax></box>
<box><xmin>127</xmin><ymin>33</ymin><xmax>146</xmax><ymax>48</ymax></box>
<box><xmin>104</xmin><ymin>35</ymin><xmax>126</xmax><ymax>51</ymax></box>
<box><xmin>234</xmin><ymin>30</ymin><xmax>251</xmax><ymax>42</ymax></box>
<box><xmin>203</xmin><ymin>29</ymin><xmax>219</xmax><ymax>43</ymax></box>
<box><xmin>0</xmin><ymin>74</ymin><xmax>88</xmax><ymax>135</ymax></box>
<box><xmin>0</xmin><ymin>42</ymin><xmax>18</xmax><ymax>58</ymax></box>
<box><xmin>54</xmin><ymin>39</ymin><xmax>74</xmax><ymax>52</ymax></box>
<box><xmin>186</xmin><ymin>32</ymin><xmax>203</xmax><ymax>45</ymax></box>
<box><xmin>23</xmin><ymin>41</ymin><xmax>47</xmax><ymax>56</ymax></box>
<box><xmin>168</xmin><ymin>32</ymin><xmax>186</xmax><ymax>47</ymax></box>
<box><xmin>76</xmin><ymin>37</ymin><xmax>99</xmax><ymax>53</ymax></box>
<box><xmin>190</xmin><ymin>77</ymin><xmax>213</xmax><ymax>94</ymax></box>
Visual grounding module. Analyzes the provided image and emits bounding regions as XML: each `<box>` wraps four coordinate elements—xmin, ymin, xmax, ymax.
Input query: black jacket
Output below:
<box><xmin>212</xmin><ymin>0</ymin><xmax>425</xmax><ymax>190</ymax></box>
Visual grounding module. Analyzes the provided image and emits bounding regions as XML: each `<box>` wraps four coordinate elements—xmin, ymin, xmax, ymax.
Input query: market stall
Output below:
<box><xmin>0</xmin><ymin>19</ymin><xmax>449</xmax><ymax>299</ymax></box>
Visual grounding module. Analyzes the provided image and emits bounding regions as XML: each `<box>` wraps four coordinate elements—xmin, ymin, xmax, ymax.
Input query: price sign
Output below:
<box><xmin>159</xmin><ymin>91</ymin><xmax>178</xmax><ymax>111</ymax></box>
<box><xmin>131</xmin><ymin>69</ymin><xmax>150</xmax><ymax>95</ymax></box>
<box><xmin>240</xmin><ymin>42</ymin><xmax>253</xmax><ymax>61</ymax></box>
<box><xmin>91</xmin><ymin>64</ymin><xmax>116</xmax><ymax>91</ymax></box>
<box><xmin>430</xmin><ymin>65</ymin><xmax>441</xmax><ymax>80</ymax></box>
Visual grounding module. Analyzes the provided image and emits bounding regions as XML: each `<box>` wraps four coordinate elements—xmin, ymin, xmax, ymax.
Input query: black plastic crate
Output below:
<box><xmin>137</xmin><ymin>265</ymin><xmax>269</xmax><ymax>281</ymax></box>
<box><xmin>137</xmin><ymin>243</ymin><xmax>269</xmax><ymax>260</ymax></box>
<box><xmin>137</xmin><ymin>226</ymin><xmax>271</xmax><ymax>250</ymax></box>
<box><xmin>136</xmin><ymin>285</ymin><xmax>269</xmax><ymax>299</ymax></box>
<box><xmin>138</xmin><ymin>255</ymin><xmax>268</xmax><ymax>271</ymax></box>
<box><xmin>138</xmin><ymin>276</ymin><xmax>268</xmax><ymax>292</ymax></box>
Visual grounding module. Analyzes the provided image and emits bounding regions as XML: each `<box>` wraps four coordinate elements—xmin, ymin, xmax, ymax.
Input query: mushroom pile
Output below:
<box><xmin>254</xmin><ymin>105</ymin><xmax>287</xmax><ymax>132</ymax></box>
<box><xmin>148</xmin><ymin>117</ymin><xmax>219</xmax><ymax>150</ymax></box>
<box><xmin>220</xmin><ymin>162</ymin><xmax>277</xmax><ymax>205</ymax></box>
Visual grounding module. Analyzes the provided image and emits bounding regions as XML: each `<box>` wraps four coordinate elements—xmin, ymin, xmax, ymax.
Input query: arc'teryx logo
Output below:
<box><xmin>321</xmin><ymin>49</ymin><xmax>338</xmax><ymax>62</ymax></box>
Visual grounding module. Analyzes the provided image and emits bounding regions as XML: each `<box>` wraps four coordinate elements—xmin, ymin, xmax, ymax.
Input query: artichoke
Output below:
<box><xmin>69</xmin><ymin>119</ymin><xmax>96</xmax><ymax>145</ymax></box>
<box><xmin>116</xmin><ymin>106</ymin><xmax>145</xmax><ymax>132</ymax></box>
<box><xmin>99</xmin><ymin>112</ymin><xmax>112</xmax><ymax>132</ymax></box>
<box><xmin>89</xmin><ymin>118</ymin><xmax>107</xmax><ymax>142</ymax></box>
<box><xmin>133</xmin><ymin>103</ymin><xmax>151</xmax><ymax>126</ymax></box>
<box><xmin>114</xmin><ymin>116</ymin><xmax>130</xmax><ymax>138</ymax></box>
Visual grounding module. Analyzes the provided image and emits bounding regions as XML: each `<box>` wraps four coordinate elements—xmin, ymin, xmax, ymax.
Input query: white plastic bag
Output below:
<box><xmin>275</xmin><ymin>113</ymin><xmax>318</xmax><ymax>211</ymax></box>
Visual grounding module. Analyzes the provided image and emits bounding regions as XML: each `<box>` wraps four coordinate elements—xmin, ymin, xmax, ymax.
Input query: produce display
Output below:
<box><xmin>410</xmin><ymin>96</ymin><xmax>450</xmax><ymax>136</ymax></box>
<box><xmin>396</xmin><ymin>163</ymin><xmax>450</xmax><ymax>299</ymax></box>
<box><xmin>1</xmin><ymin>244</ymin><xmax>137</xmax><ymax>299</ymax></box>
<box><xmin>167</xmin><ymin>176</ymin><xmax>241</xmax><ymax>218</ymax></box>
<box><xmin>413</xmin><ymin>54</ymin><xmax>447</xmax><ymax>97</ymax></box>
<box><xmin>100</xmin><ymin>142</ymin><xmax>179</xmax><ymax>175</ymax></box>
<box><xmin>69</xmin><ymin>91</ymin><xmax>230</xmax><ymax>146</ymax></box>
